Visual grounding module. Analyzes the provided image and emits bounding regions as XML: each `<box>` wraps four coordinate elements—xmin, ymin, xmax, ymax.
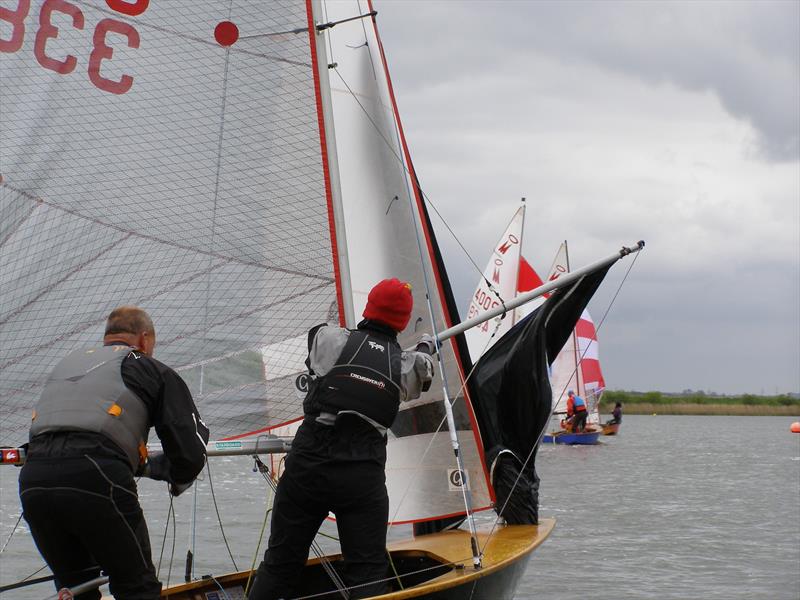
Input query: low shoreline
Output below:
<box><xmin>599</xmin><ymin>403</ymin><xmax>800</xmax><ymax>417</ymax></box>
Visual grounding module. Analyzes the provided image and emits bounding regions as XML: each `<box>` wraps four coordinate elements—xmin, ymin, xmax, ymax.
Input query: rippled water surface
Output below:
<box><xmin>2</xmin><ymin>415</ymin><xmax>799</xmax><ymax>599</ymax></box>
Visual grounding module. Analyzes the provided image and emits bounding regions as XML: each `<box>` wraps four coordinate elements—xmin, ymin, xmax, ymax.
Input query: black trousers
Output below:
<box><xmin>571</xmin><ymin>411</ymin><xmax>588</xmax><ymax>432</ymax></box>
<box><xmin>248</xmin><ymin>451</ymin><xmax>390</xmax><ymax>600</ymax></box>
<box><xmin>19</xmin><ymin>455</ymin><xmax>161</xmax><ymax>600</ymax></box>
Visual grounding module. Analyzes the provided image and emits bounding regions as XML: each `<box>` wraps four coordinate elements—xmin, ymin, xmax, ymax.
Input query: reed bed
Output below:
<box><xmin>600</xmin><ymin>402</ymin><xmax>800</xmax><ymax>417</ymax></box>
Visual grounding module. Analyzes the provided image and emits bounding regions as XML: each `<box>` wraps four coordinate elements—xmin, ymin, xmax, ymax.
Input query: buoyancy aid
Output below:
<box><xmin>567</xmin><ymin>395</ymin><xmax>587</xmax><ymax>416</ymax></box>
<box><xmin>30</xmin><ymin>345</ymin><xmax>150</xmax><ymax>470</ymax></box>
<box><xmin>304</xmin><ymin>328</ymin><xmax>402</xmax><ymax>428</ymax></box>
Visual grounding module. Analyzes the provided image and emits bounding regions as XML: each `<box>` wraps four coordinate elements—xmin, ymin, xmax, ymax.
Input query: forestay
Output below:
<box><xmin>0</xmin><ymin>0</ymin><xmax>492</xmax><ymax>525</ymax></box>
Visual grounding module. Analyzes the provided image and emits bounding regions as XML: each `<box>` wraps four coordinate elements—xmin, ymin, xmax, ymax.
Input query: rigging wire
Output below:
<box><xmin>0</xmin><ymin>564</ymin><xmax>49</xmax><ymax>594</ymax></box>
<box><xmin>327</xmin><ymin>64</ymin><xmax>488</xmax><ymax>284</ymax></box>
<box><xmin>286</xmin><ymin>547</ymin><xmax>488</xmax><ymax>600</ymax></box>
<box><xmin>244</xmin><ymin>457</ymin><xmax>276</xmax><ymax>596</ymax></box>
<box><xmin>205</xmin><ymin>458</ymin><xmax>240</xmax><ymax>571</ymax></box>
<box><xmin>209</xmin><ymin>575</ymin><xmax>235</xmax><ymax>600</ymax></box>
<box><xmin>361</xmin><ymin>1</ymin><xmax>490</xmax><ymax>562</ymax></box>
<box><xmin>0</xmin><ymin>512</ymin><xmax>23</xmax><ymax>555</ymax></box>
<box><xmin>385</xmin><ymin>315</ymin><xmax>504</xmax><ymax>541</ymax></box>
<box><xmin>155</xmin><ymin>490</ymin><xmax>177</xmax><ymax>586</ymax></box>
<box><xmin>249</xmin><ymin>455</ymin><xmax>350</xmax><ymax>599</ymax></box>
<box><xmin>190</xmin><ymin>478</ymin><xmax>198</xmax><ymax>580</ymax></box>
<box><xmin>398</xmin><ymin>131</ymin><xmax>484</xmax><ymax>566</ymax></box>
<box><xmin>166</xmin><ymin>496</ymin><xmax>177</xmax><ymax>589</ymax></box>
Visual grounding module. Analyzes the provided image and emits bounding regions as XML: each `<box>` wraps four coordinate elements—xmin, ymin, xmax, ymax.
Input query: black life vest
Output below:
<box><xmin>304</xmin><ymin>327</ymin><xmax>402</xmax><ymax>428</ymax></box>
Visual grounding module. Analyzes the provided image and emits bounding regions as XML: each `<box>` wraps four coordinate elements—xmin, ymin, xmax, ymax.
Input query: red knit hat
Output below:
<box><xmin>362</xmin><ymin>278</ymin><xmax>413</xmax><ymax>332</ymax></box>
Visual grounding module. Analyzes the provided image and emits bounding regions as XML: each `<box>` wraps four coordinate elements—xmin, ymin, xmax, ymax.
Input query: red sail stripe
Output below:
<box><xmin>575</xmin><ymin>317</ymin><xmax>597</xmax><ymax>340</ymax></box>
<box><xmin>580</xmin><ymin>359</ymin><xmax>605</xmax><ymax>388</ymax></box>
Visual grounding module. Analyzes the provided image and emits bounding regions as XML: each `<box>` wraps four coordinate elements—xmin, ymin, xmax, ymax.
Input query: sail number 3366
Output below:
<box><xmin>1</xmin><ymin>0</ymin><xmax>149</xmax><ymax>95</ymax></box>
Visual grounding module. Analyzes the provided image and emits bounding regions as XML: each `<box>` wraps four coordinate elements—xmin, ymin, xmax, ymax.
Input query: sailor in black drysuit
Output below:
<box><xmin>249</xmin><ymin>278</ymin><xmax>435</xmax><ymax>600</ymax></box>
<box><xmin>18</xmin><ymin>306</ymin><xmax>209</xmax><ymax>600</ymax></box>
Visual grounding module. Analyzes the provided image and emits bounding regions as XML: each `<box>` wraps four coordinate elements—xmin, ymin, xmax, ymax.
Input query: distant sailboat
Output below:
<box><xmin>540</xmin><ymin>243</ymin><xmax>606</xmax><ymax>420</ymax></box>
<box><xmin>537</xmin><ymin>242</ymin><xmax>606</xmax><ymax>444</ymax></box>
<box><xmin>463</xmin><ymin>205</ymin><xmax>526</xmax><ymax>359</ymax></box>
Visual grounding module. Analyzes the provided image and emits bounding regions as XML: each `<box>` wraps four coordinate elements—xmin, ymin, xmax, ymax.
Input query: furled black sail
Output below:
<box><xmin>469</xmin><ymin>265</ymin><xmax>612</xmax><ymax>523</ymax></box>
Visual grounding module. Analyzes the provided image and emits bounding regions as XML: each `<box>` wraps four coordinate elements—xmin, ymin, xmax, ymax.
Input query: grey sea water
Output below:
<box><xmin>1</xmin><ymin>415</ymin><xmax>798</xmax><ymax>599</ymax></box>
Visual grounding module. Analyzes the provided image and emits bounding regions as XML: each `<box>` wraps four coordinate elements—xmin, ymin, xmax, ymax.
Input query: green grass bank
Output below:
<box><xmin>598</xmin><ymin>390</ymin><xmax>800</xmax><ymax>417</ymax></box>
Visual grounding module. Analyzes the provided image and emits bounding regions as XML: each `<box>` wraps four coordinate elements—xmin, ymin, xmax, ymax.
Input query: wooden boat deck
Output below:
<box><xmin>378</xmin><ymin>519</ymin><xmax>555</xmax><ymax>599</ymax></box>
<box><xmin>144</xmin><ymin>519</ymin><xmax>555</xmax><ymax>600</ymax></box>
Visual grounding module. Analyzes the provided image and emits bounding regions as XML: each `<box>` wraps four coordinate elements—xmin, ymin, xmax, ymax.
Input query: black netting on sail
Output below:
<box><xmin>0</xmin><ymin>2</ymin><xmax>334</xmax><ymax>443</ymax></box>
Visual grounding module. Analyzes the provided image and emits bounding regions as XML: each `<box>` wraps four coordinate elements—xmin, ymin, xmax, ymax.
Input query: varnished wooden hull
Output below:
<box><xmin>158</xmin><ymin>520</ymin><xmax>555</xmax><ymax>600</ymax></box>
<box><xmin>601</xmin><ymin>423</ymin><xmax>620</xmax><ymax>435</ymax></box>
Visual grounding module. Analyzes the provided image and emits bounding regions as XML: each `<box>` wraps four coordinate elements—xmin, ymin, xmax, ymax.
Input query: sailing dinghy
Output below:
<box><xmin>523</xmin><ymin>242</ymin><xmax>605</xmax><ymax>446</ymax></box>
<box><xmin>0</xmin><ymin>1</ymin><xmax>642</xmax><ymax>598</ymax></box>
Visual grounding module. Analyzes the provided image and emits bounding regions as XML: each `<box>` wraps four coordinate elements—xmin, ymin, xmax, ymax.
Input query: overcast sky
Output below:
<box><xmin>372</xmin><ymin>0</ymin><xmax>799</xmax><ymax>395</ymax></box>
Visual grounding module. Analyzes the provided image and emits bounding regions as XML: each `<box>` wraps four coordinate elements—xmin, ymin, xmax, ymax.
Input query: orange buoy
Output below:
<box><xmin>791</xmin><ymin>422</ymin><xmax>800</xmax><ymax>433</ymax></box>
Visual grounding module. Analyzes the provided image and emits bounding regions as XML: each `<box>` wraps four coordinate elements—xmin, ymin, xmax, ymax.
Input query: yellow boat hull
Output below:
<box><xmin>157</xmin><ymin>519</ymin><xmax>555</xmax><ymax>600</ymax></box>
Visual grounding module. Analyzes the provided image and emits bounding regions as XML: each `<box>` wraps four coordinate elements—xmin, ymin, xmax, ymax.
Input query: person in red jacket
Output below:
<box><xmin>566</xmin><ymin>390</ymin><xmax>588</xmax><ymax>432</ymax></box>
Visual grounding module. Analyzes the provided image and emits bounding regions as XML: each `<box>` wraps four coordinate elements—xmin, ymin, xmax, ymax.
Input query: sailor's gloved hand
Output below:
<box><xmin>170</xmin><ymin>480</ymin><xmax>193</xmax><ymax>497</ymax></box>
<box><xmin>142</xmin><ymin>454</ymin><xmax>172</xmax><ymax>482</ymax></box>
<box><xmin>419</xmin><ymin>352</ymin><xmax>435</xmax><ymax>392</ymax></box>
<box><xmin>415</xmin><ymin>333</ymin><xmax>437</xmax><ymax>355</ymax></box>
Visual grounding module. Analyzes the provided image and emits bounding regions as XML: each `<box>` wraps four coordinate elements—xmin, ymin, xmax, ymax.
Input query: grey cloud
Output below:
<box><xmin>377</xmin><ymin>0</ymin><xmax>799</xmax><ymax>161</ymax></box>
<box><xmin>374</xmin><ymin>0</ymin><xmax>799</xmax><ymax>394</ymax></box>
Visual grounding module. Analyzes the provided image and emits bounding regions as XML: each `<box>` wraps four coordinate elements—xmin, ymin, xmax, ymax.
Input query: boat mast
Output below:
<box><xmin>511</xmin><ymin>197</ymin><xmax>527</xmax><ymax>328</ymax></box>
<box><xmin>564</xmin><ymin>241</ymin><xmax>583</xmax><ymax>398</ymax></box>
<box><xmin>309</xmin><ymin>0</ymin><xmax>355</xmax><ymax>326</ymax></box>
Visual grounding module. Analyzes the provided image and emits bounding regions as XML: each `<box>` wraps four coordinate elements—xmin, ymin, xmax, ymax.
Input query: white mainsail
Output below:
<box><xmin>1</xmin><ymin>1</ymin><xmax>335</xmax><ymax>444</ymax></box>
<box><xmin>463</xmin><ymin>205</ymin><xmax>525</xmax><ymax>361</ymax></box>
<box><xmin>0</xmin><ymin>0</ymin><xmax>491</xmax><ymax>526</ymax></box>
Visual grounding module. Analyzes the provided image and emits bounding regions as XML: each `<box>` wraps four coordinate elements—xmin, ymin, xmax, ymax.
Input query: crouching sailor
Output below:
<box><xmin>249</xmin><ymin>278</ymin><xmax>436</xmax><ymax>600</ymax></box>
<box><xmin>18</xmin><ymin>306</ymin><xmax>209</xmax><ymax>600</ymax></box>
